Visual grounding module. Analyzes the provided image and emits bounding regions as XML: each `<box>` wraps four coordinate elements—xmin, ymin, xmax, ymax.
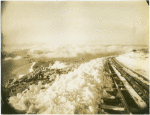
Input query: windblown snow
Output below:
<box><xmin>8</xmin><ymin>58</ymin><xmax>108</xmax><ymax>114</ymax></box>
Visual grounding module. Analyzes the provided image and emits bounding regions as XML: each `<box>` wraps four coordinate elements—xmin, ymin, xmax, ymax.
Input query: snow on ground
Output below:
<box><xmin>8</xmin><ymin>58</ymin><xmax>109</xmax><ymax>114</ymax></box>
<box><xmin>29</xmin><ymin>62</ymin><xmax>36</xmax><ymax>72</ymax></box>
<box><xmin>18</xmin><ymin>74</ymin><xmax>26</xmax><ymax>79</ymax></box>
<box><xmin>116</xmin><ymin>50</ymin><xmax>149</xmax><ymax>79</ymax></box>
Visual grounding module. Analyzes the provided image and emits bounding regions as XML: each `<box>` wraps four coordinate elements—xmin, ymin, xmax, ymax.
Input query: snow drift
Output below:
<box><xmin>116</xmin><ymin>50</ymin><xmax>149</xmax><ymax>79</ymax></box>
<box><xmin>9</xmin><ymin>58</ymin><xmax>107</xmax><ymax>114</ymax></box>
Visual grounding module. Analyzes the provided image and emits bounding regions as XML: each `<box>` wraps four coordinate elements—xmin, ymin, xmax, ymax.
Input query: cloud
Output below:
<box><xmin>4</xmin><ymin>56</ymin><xmax>22</xmax><ymax>61</ymax></box>
<box><xmin>4</xmin><ymin>57</ymin><xmax>13</xmax><ymax>60</ymax></box>
<box><xmin>13</xmin><ymin>56</ymin><xmax>22</xmax><ymax>60</ymax></box>
<box><xmin>27</xmin><ymin>44</ymin><xmax>140</xmax><ymax>60</ymax></box>
<box><xmin>51</xmin><ymin>61</ymin><xmax>68</xmax><ymax>69</ymax></box>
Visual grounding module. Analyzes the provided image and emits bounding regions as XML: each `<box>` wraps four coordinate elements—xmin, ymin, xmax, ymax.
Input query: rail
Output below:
<box><xmin>99</xmin><ymin>58</ymin><xmax>149</xmax><ymax>114</ymax></box>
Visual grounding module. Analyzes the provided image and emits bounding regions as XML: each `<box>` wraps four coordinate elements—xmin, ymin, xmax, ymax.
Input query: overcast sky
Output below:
<box><xmin>1</xmin><ymin>1</ymin><xmax>149</xmax><ymax>52</ymax></box>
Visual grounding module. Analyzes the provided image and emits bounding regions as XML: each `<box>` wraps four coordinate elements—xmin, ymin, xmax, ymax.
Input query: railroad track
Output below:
<box><xmin>113</xmin><ymin>57</ymin><xmax>149</xmax><ymax>81</ymax></box>
<box><xmin>99</xmin><ymin>57</ymin><xmax>149</xmax><ymax>114</ymax></box>
<box><xmin>111</xmin><ymin>57</ymin><xmax>149</xmax><ymax>104</ymax></box>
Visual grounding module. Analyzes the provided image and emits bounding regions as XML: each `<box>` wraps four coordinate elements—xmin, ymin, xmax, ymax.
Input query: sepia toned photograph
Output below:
<box><xmin>1</xmin><ymin>0</ymin><xmax>149</xmax><ymax>114</ymax></box>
